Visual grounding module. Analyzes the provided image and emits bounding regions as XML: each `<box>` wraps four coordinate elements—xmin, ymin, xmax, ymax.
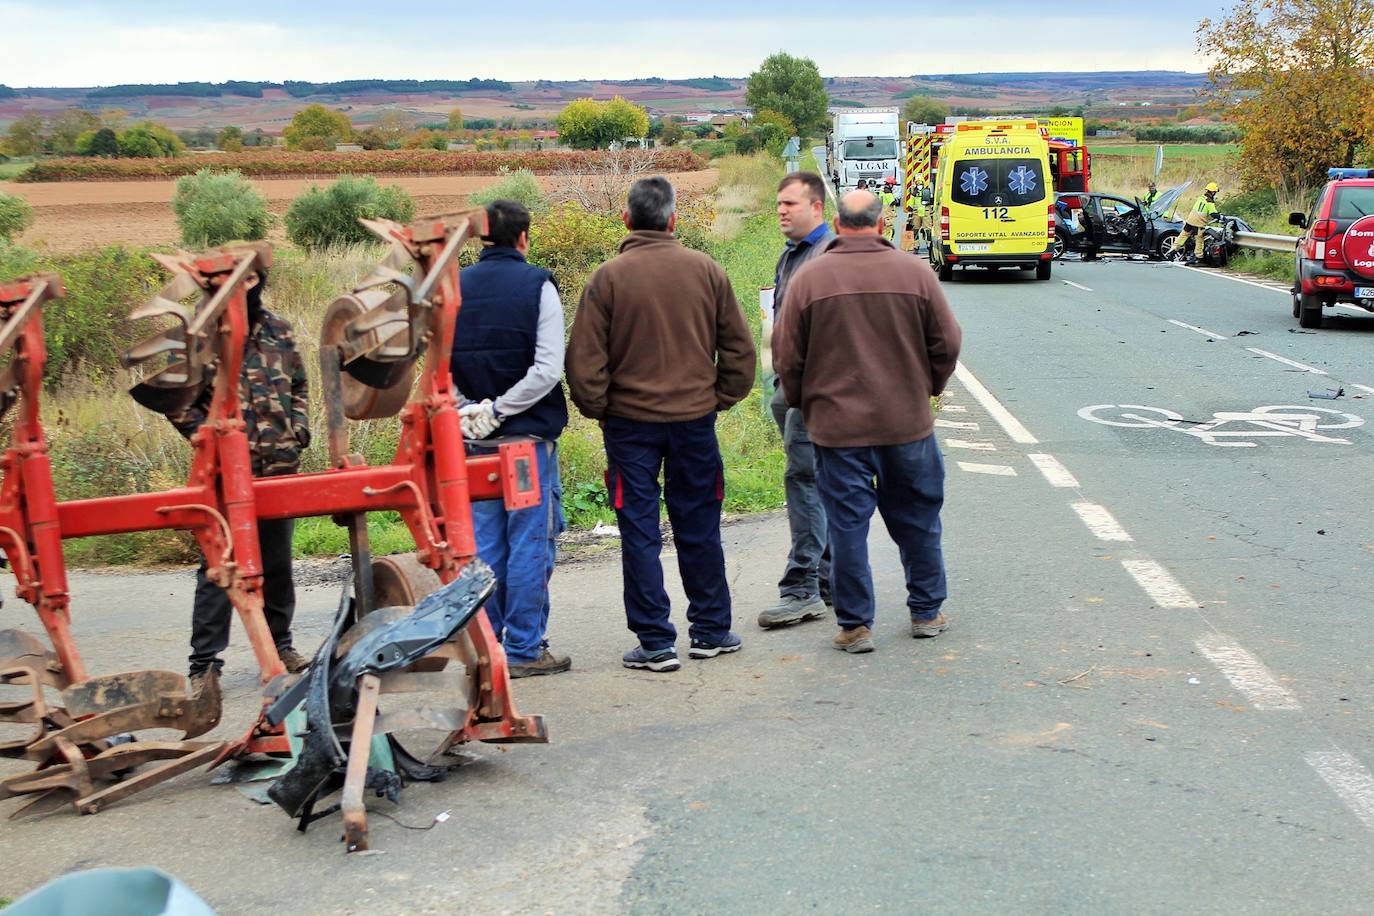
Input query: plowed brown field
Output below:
<box><xmin>3</xmin><ymin>170</ymin><xmax>718</xmax><ymax>253</ymax></box>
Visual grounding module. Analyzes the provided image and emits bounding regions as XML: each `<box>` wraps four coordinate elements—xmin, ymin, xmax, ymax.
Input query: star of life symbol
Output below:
<box><xmin>1008</xmin><ymin>166</ymin><xmax>1037</xmax><ymax>195</ymax></box>
<box><xmin>960</xmin><ymin>167</ymin><xmax>989</xmax><ymax>196</ymax></box>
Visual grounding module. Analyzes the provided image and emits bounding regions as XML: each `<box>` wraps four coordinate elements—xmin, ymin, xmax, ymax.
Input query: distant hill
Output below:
<box><xmin>0</xmin><ymin>71</ymin><xmax>1210</xmax><ymax>131</ymax></box>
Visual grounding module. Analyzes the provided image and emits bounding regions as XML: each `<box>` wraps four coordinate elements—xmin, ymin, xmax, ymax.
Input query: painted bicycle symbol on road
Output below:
<box><xmin>1078</xmin><ymin>404</ymin><xmax>1365</xmax><ymax>447</ymax></box>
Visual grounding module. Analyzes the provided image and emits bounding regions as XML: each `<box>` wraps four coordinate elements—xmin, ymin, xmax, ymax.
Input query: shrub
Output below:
<box><xmin>0</xmin><ymin>191</ymin><xmax>34</xmax><ymax>242</ymax></box>
<box><xmin>172</xmin><ymin>169</ymin><xmax>271</xmax><ymax>247</ymax></box>
<box><xmin>468</xmin><ymin>168</ymin><xmax>549</xmax><ymax>213</ymax></box>
<box><xmin>285</xmin><ymin>175</ymin><xmax>416</xmax><ymax>250</ymax></box>
<box><xmin>283</xmin><ymin>104</ymin><xmax>352</xmax><ymax>151</ymax></box>
<box><xmin>526</xmin><ymin>203</ymin><xmax>626</xmax><ymax>309</ymax></box>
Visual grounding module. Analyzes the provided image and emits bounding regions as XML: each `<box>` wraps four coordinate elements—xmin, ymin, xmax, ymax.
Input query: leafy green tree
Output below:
<box><xmin>376</xmin><ymin>109</ymin><xmax>415</xmax><ymax>146</ymax></box>
<box><xmin>353</xmin><ymin>126</ymin><xmax>388</xmax><ymax>150</ymax></box>
<box><xmin>745</xmin><ymin>53</ymin><xmax>828</xmax><ymax>135</ymax></box>
<box><xmin>750</xmin><ymin>109</ymin><xmax>796</xmax><ymax>154</ymax></box>
<box><xmin>283</xmin><ymin>104</ymin><xmax>352</xmax><ymax>150</ymax></box>
<box><xmin>75</xmin><ymin>127</ymin><xmax>119</xmax><ymax>157</ymax></box>
<box><xmin>900</xmin><ymin>94</ymin><xmax>950</xmax><ymax>127</ymax></box>
<box><xmin>117</xmin><ymin>125</ymin><xmax>166</xmax><ymax>157</ymax></box>
<box><xmin>446</xmin><ymin>107</ymin><xmax>465</xmax><ymax>132</ymax></box>
<box><xmin>603</xmin><ymin>96</ymin><xmax>651</xmax><ymax>141</ymax></box>
<box><xmin>46</xmin><ymin>110</ymin><xmax>100</xmax><ymax>155</ymax></box>
<box><xmin>216</xmin><ymin>126</ymin><xmax>244</xmax><ymax>152</ymax></box>
<box><xmin>658</xmin><ymin>122</ymin><xmax>685</xmax><ymax>146</ymax></box>
<box><xmin>555</xmin><ymin>98</ymin><xmax>604</xmax><ymax>149</ymax></box>
<box><xmin>4</xmin><ymin>114</ymin><xmax>45</xmax><ymax>156</ymax></box>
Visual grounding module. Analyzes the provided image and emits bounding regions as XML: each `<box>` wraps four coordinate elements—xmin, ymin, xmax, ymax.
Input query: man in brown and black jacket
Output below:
<box><xmin>773</xmin><ymin>189</ymin><xmax>962</xmax><ymax>655</ymax></box>
<box><xmin>566</xmin><ymin>176</ymin><xmax>756</xmax><ymax>673</ymax></box>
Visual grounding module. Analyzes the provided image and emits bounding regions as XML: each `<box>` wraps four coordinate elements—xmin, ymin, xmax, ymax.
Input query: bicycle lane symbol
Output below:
<box><xmin>1077</xmin><ymin>404</ymin><xmax>1366</xmax><ymax>448</ymax></box>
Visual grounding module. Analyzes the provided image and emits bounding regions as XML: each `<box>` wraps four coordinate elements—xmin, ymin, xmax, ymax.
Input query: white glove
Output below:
<box><xmin>459</xmin><ymin>399</ymin><xmax>502</xmax><ymax>440</ymax></box>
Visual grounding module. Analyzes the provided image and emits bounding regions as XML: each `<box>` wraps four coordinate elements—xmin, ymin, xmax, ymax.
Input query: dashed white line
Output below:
<box><xmin>1027</xmin><ymin>453</ymin><xmax>1080</xmax><ymax>488</ymax></box>
<box><xmin>956</xmin><ymin>462</ymin><xmax>1017</xmax><ymax>476</ymax></box>
<box><xmin>1245</xmin><ymin>347</ymin><xmax>1328</xmax><ymax>374</ymax></box>
<box><xmin>1062</xmin><ymin>280</ymin><xmax>1094</xmax><ymax>292</ymax></box>
<box><xmin>935</xmin><ymin>419</ymin><xmax>981</xmax><ymax>430</ymax></box>
<box><xmin>940</xmin><ymin>404</ymin><xmax>969</xmax><ymax>412</ymax></box>
<box><xmin>1195</xmin><ymin>633</ymin><xmax>1301</xmax><ymax>710</ymax></box>
<box><xmin>1306</xmin><ymin>751</ymin><xmax>1374</xmax><ymax>831</ymax></box>
<box><xmin>952</xmin><ymin>363</ymin><xmax>1039</xmax><ymax>444</ymax></box>
<box><xmin>945</xmin><ymin>439</ymin><xmax>997</xmax><ymax>451</ymax></box>
<box><xmin>1070</xmin><ymin>502</ymin><xmax>1133</xmax><ymax>542</ymax></box>
<box><xmin>1167</xmin><ymin>319</ymin><xmax>1228</xmax><ymax>340</ymax></box>
<box><xmin>1120</xmin><ymin>559</ymin><xmax>1197</xmax><ymax>608</ymax></box>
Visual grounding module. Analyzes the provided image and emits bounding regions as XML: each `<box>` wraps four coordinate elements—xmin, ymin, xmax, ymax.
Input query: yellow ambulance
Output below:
<box><xmin>929</xmin><ymin>120</ymin><xmax>1055</xmax><ymax>281</ymax></box>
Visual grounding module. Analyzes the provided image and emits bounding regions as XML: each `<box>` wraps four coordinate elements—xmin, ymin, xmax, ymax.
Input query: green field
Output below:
<box><xmin>0</xmin><ymin>157</ymin><xmax>34</xmax><ymax>180</ymax></box>
<box><xmin>1091</xmin><ymin>143</ymin><xmax>1238</xmax><ymax>159</ymax></box>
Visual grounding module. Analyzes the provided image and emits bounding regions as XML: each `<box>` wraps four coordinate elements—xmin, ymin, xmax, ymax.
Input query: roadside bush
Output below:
<box><xmin>0</xmin><ymin>244</ymin><xmax>157</xmax><ymax>385</ymax></box>
<box><xmin>285</xmin><ymin>176</ymin><xmax>416</xmax><ymax>250</ymax></box>
<box><xmin>0</xmin><ymin>191</ymin><xmax>33</xmax><ymax>242</ymax></box>
<box><xmin>172</xmin><ymin>169</ymin><xmax>270</xmax><ymax>247</ymax></box>
<box><xmin>468</xmin><ymin>168</ymin><xmax>548</xmax><ymax>213</ymax></box>
<box><xmin>526</xmin><ymin>203</ymin><xmax>626</xmax><ymax>310</ymax></box>
<box><xmin>116</xmin><ymin>122</ymin><xmax>184</xmax><ymax>158</ymax></box>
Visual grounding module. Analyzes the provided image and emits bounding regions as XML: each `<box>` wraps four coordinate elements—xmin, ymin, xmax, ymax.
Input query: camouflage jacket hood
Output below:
<box><xmin>168</xmin><ymin>308</ymin><xmax>310</xmax><ymax>477</ymax></box>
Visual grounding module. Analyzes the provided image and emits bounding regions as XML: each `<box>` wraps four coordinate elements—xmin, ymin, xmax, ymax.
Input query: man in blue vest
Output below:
<box><xmin>452</xmin><ymin>199</ymin><xmax>571</xmax><ymax>678</ymax></box>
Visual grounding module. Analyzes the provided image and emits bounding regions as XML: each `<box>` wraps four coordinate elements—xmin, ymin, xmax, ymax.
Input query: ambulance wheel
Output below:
<box><xmin>937</xmin><ymin>260</ymin><xmax>953</xmax><ymax>282</ymax></box>
<box><xmin>1035</xmin><ymin>260</ymin><xmax>1053</xmax><ymax>281</ymax></box>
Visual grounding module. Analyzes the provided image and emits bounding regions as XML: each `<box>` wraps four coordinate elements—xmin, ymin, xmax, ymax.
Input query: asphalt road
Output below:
<box><xmin>3</xmin><ymin>255</ymin><xmax>1373</xmax><ymax>913</ymax></box>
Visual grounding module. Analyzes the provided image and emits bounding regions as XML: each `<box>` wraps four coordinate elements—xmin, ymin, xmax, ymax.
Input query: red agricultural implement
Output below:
<box><xmin>0</xmin><ymin>211</ymin><xmax>546</xmax><ymax>849</ymax></box>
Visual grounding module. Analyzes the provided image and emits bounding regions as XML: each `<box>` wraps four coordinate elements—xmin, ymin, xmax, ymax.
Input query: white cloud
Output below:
<box><xmin>0</xmin><ymin>4</ymin><xmax>1206</xmax><ymax>86</ymax></box>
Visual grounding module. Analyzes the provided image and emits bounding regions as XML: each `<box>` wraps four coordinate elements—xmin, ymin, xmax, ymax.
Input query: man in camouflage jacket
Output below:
<box><xmin>169</xmin><ymin>267</ymin><xmax>312</xmax><ymax>683</ymax></box>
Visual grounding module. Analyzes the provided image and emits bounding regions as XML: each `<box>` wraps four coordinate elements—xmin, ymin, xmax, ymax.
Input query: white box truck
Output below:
<box><xmin>827</xmin><ymin>108</ymin><xmax>901</xmax><ymax>192</ymax></box>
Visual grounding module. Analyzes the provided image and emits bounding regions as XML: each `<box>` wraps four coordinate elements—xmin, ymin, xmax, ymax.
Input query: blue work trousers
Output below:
<box><xmin>603</xmin><ymin>413</ymin><xmax>732</xmax><ymax>650</ymax></box>
<box><xmin>814</xmin><ymin>435</ymin><xmax>948</xmax><ymax>631</ymax></box>
<box><xmin>471</xmin><ymin>440</ymin><xmax>564</xmax><ymax>664</ymax></box>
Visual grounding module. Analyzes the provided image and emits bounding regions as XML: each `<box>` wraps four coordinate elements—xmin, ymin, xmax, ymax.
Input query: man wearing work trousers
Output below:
<box><xmin>758</xmin><ymin>171</ymin><xmax>835</xmax><ymax>630</ymax></box>
<box><xmin>773</xmin><ymin>190</ymin><xmax>962</xmax><ymax>654</ymax></box>
<box><xmin>567</xmin><ymin>176</ymin><xmax>756</xmax><ymax>672</ymax></box>
<box><xmin>453</xmin><ymin>199</ymin><xmax>571</xmax><ymax>678</ymax></box>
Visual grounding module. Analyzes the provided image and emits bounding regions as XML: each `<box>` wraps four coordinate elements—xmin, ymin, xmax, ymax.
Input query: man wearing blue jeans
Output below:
<box><xmin>567</xmin><ymin>177</ymin><xmax>756</xmax><ymax>672</ymax></box>
<box><xmin>759</xmin><ymin>172</ymin><xmax>835</xmax><ymax>630</ymax></box>
<box><xmin>453</xmin><ymin>199</ymin><xmax>571</xmax><ymax>678</ymax></box>
<box><xmin>773</xmin><ymin>190</ymin><xmax>962</xmax><ymax>653</ymax></box>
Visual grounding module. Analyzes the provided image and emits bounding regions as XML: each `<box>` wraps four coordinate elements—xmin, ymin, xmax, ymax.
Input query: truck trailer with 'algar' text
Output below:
<box><xmin>827</xmin><ymin>108</ymin><xmax>901</xmax><ymax>193</ymax></box>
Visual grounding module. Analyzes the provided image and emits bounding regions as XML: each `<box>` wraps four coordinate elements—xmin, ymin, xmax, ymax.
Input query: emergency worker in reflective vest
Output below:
<box><xmin>1173</xmin><ymin>182</ymin><xmax>1220</xmax><ymax>263</ymax></box>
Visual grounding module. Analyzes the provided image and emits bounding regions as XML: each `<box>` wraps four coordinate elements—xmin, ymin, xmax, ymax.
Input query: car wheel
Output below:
<box><xmin>1298</xmin><ymin>292</ymin><xmax>1324</xmax><ymax>329</ymax></box>
<box><xmin>1291</xmin><ymin>290</ymin><xmax>1301</xmax><ymax>318</ymax></box>
<box><xmin>1035</xmin><ymin>260</ymin><xmax>1052</xmax><ymax>281</ymax></box>
<box><xmin>1156</xmin><ymin>232</ymin><xmax>1179</xmax><ymax>261</ymax></box>
<box><xmin>1053</xmin><ymin>231</ymin><xmax>1068</xmax><ymax>260</ymax></box>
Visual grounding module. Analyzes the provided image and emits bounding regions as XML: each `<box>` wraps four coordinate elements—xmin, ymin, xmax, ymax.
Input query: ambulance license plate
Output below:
<box><xmin>1355</xmin><ymin>286</ymin><xmax>1374</xmax><ymax>300</ymax></box>
<box><xmin>959</xmin><ymin>244</ymin><xmax>990</xmax><ymax>253</ymax></box>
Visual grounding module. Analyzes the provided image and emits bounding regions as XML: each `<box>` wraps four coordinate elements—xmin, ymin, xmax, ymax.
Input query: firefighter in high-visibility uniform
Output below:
<box><xmin>1172</xmin><ymin>182</ymin><xmax>1220</xmax><ymax>263</ymax></box>
<box><xmin>879</xmin><ymin>177</ymin><xmax>899</xmax><ymax>228</ymax></box>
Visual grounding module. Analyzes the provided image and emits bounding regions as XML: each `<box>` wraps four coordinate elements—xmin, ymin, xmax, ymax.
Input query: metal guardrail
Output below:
<box><xmin>1234</xmin><ymin>231</ymin><xmax>1299</xmax><ymax>253</ymax></box>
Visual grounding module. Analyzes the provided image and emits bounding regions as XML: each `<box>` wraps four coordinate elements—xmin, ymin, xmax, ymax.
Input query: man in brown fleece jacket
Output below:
<box><xmin>566</xmin><ymin>176</ymin><xmax>756</xmax><ymax>672</ymax></box>
<box><xmin>772</xmin><ymin>189</ymin><xmax>962</xmax><ymax>654</ymax></box>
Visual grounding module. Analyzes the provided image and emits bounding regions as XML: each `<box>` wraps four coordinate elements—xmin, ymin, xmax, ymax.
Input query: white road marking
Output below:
<box><xmin>1028</xmin><ymin>453</ymin><xmax>1080</xmax><ymax>488</ymax></box>
<box><xmin>1070</xmin><ymin>502</ymin><xmax>1133</xmax><ymax>541</ymax></box>
<box><xmin>1354</xmin><ymin>384</ymin><xmax>1374</xmax><ymax>396</ymax></box>
<box><xmin>1195</xmin><ymin>633</ymin><xmax>1301</xmax><ymax>710</ymax></box>
<box><xmin>952</xmin><ymin>363</ymin><xmax>1039</xmax><ymax>444</ymax></box>
<box><xmin>940</xmin><ymin>404</ymin><xmax>968</xmax><ymax>412</ymax></box>
<box><xmin>1062</xmin><ymin>280</ymin><xmax>1094</xmax><ymax>292</ymax></box>
<box><xmin>1337</xmin><ymin>304</ymin><xmax>1373</xmax><ymax>315</ymax></box>
<box><xmin>945</xmin><ymin>439</ymin><xmax>997</xmax><ymax>451</ymax></box>
<box><xmin>1169</xmin><ymin>262</ymin><xmax>1291</xmax><ymax>294</ymax></box>
<box><xmin>1306</xmin><ymin>751</ymin><xmax>1374</xmax><ymax>831</ymax></box>
<box><xmin>957</xmin><ymin>462</ymin><xmax>1017</xmax><ymax>476</ymax></box>
<box><xmin>1120</xmin><ymin>559</ymin><xmax>1197</xmax><ymax>608</ymax></box>
<box><xmin>1167</xmin><ymin>319</ymin><xmax>1228</xmax><ymax>340</ymax></box>
<box><xmin>935</xmin><ymin>419</ymin><xmax>981</xmax><ymax>430</ymax></box>
<box><xmin>1245</xmin><ymin>347</ymin><xmax>1328</xmax><ymax>375</ymax></box>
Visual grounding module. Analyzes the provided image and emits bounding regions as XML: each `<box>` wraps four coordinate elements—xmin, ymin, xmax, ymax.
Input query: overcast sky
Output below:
<box><xmin>1</xmin><ymin>0</ymin><xmax>1228</xmax><ymax>87</ymax></box>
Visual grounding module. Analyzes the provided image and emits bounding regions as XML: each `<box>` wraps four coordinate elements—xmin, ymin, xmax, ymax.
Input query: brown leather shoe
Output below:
<box><xmin>832</xmin><ymin>626</ymin><xmax>875</xmax><ymax>654</ymax></box>
<box><xmin>911</xmin><ymin>613</ymin><xmax>949</xmax><ymax>638</ymax></box>
<box><xmin>278</xmin><ymin>647</ymin><xmax>311</xmax><ymax>674</ymax></box>
<box><xmin>510</xmin><ymin>648</ymin><xmax>572</xmax><ymax>679</ymax></box>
